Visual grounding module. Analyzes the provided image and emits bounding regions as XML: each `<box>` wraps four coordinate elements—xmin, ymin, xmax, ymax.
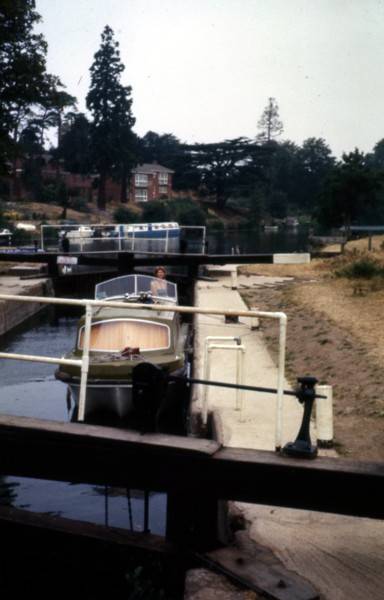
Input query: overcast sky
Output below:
<box><xmin>35</xmin><ymin>0</ymin><xmax>384</xmax><ymax>157</ymax></box>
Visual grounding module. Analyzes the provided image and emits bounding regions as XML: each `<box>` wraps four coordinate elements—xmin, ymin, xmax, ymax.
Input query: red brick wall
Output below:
<box><xmin>129</xmin><ymin>172</ymin><xmax>173</xmax><ymax>203</ymax></box>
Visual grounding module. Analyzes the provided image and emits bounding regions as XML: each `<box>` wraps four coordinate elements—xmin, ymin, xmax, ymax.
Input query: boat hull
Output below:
<box><xmin>67</xmin><ymin>380</ymin><xmax>134</xmax><ymax>419</ymax></box>
<box><xmin>57</xmin><ymin>363</ymin><xmax>189</xmax><ymax>430</ymax></box>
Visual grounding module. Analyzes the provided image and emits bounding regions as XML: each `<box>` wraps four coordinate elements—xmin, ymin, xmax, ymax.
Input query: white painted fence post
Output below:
<box><xmin>78</xmin><ymin>303</ymin><xmax>92</xmax><ymax>422</ymax></box>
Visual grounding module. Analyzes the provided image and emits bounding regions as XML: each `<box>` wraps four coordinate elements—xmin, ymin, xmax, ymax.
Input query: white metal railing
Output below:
<box><xmin>203</xmin><ymin>337</ymin><xmax>246</xmax><ymax>425</ymax></box>
<box><xmin>41</xmin><ymin>224</ymin><xmax>206</xmax><ymax>255</ymax></box>
<box><xmin>0</xmin><ymin>294</ymin><xmax>287</xmax><ymax>445</ymax></box>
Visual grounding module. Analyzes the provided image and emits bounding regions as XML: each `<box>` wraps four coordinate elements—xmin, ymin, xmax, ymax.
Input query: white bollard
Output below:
<box><xmin>315</xmin><ymin>384</ymin><xmax>334</xmax><ymax>447</ymax></box>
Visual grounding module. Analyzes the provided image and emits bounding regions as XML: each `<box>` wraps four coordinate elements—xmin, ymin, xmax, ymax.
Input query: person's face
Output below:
<box><xmin>157</xmin><ymin>269</ymin><xmax>165</xmax><ymax>279</ymax></box>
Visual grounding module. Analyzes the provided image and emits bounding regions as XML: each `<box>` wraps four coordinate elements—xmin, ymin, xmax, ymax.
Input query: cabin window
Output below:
<box><xmin>78</xmin><ymin>319</ymin><xmax>170</xmax><ymax>352</ymax></box>
<box><xmin>135</xmin><ymin>174</ymin><xmax>148</xmax><ymax>186</ymax></box>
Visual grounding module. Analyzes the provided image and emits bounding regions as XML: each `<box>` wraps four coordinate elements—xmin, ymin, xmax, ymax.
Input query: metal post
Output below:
<box><xmin>165</xmin><ymin>229</ymin><xmax>169</xmax><ymax>254</ymax></box>
<box><xmin>78</xmin><ymin>303</ymin><xmax>92</xmax><ymax>421</ymax></box>
<box><xmin>237</xmin><ymin>346</ymin><xmax>246</xmax><ymax>422</ymax></box>
<box><xmin>203</xmin><ymin>338</ymin><xmax>245</xmax><ymax>424</ymax></box>
<box><xmin>316</xmin><ymin>384</ymin><xmax>334</xmax><ymax>447</ymax></box>
<box><xmin>202</xmin><ymin>347</ymin><xmax>213</xmax><ymax>426</ymax></box>
<box><xmin>275</xmin><ymin>314</ymin><xmax>287</xmax><ymax>450</ymax></box>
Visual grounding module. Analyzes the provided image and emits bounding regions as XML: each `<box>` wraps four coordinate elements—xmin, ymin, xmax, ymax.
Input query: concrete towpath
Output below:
<box><xmin>188</xmin><ymin>267</ymin><xmax>384</xmax><ymax>600</ymax></box>
<box><xmin>192</xmin><ymin>269</ymin><xmax>303</xmax><ymax>450</ymax></box>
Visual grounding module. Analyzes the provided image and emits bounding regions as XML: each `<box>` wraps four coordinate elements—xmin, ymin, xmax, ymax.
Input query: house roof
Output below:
<box><xmin>132</xmin><ymin>163</ymin><xmax>174</xmax><ymax>174</ymax></box>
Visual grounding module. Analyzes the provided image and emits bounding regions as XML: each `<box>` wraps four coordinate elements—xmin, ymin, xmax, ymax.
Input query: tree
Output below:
<box><xmin>317</xmin><ymin>149</ymin><xmax>381</xmax><ymax>228</ymax></box>
<box><xmin>295</xmin><ymin>138</ymin><xmax>335</xmax><ymax>212</ymax></box>
<box><xmin>138</xmin><ymin>131</ymin><xmax>200</xmax><ymax>191</ymax></box>
<box><xmin>38</xmin><ymin>75</ymin><xmax>77</xmax><ymax>147</ymax></box>
<box><xmin>86</xmin><ymin>26</ymin><xmax>136</xmax><ymax>209</ymax></box>
<box><xmin>57</xmin><ymin>113</ymin><xmax>92</xmax><ymax>174</ymax></box>
<box><xmin>185</xmin><ymin>137</ymin><xmax>256</xmax><ymax>209</ymax></box>
<box><xmin>257</xmin><ymin>97</ymin><xmax>283</xmax><ymax>143</ymax></box>
<box><xmin>0</xmin><ymin>1</ymin><xmax>49</xmax><ymax>173</ymax></box>
<box><xmin>367</xmin><ymin>139</ymin><xmax>384</xmax><ymax>171</ymax></box>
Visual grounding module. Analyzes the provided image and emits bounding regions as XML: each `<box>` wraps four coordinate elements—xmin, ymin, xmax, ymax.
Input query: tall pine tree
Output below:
<box><xmin>86</xmin><ymin>26</ymin><xmax>135</xmax><ymax>209</ymax></box>
<box><xmin>257</xmin><ymin>97</ymin><xmax>283</xmax><ymax>143</ymax></box>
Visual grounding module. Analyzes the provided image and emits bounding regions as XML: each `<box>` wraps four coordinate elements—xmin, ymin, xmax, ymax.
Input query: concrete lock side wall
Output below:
<box><xmin>0</xmin><ymin>279</ymin><xmax>53</xmax><ymax>337</ymax></box>
<box><xmin>273</xmin><ymin>253</ymin><xmax>311</xmax><ymax>264</ymax></box>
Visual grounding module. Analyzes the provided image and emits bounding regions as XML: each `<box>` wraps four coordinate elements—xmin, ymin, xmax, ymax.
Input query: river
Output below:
<box><xmin>206</xmin><ymin>226</ymin><xmax>310</xmax><ymax>254</ymax></box>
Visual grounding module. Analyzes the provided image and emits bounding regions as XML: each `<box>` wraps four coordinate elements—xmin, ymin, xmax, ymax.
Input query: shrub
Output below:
<box><xmin>169</xmin><ymin>198</ymin><xmax>206</xmax><ymax>226</ymax></box>
<box><xmin>113</xmin><ymin>206</ymin><xmax>140</xmax><ymax>224</ymax></box>
<box><xmin>207</xmin><ymin>218</ymin><xmax>224</xmax><ymax>231</ymax></box>
<box><xmin>142</xmin><ymin>201</ymin><xmax>171</xmax><ymax>223</ymax></box>
<box><xmin>335</xmin><ymin>255</ymin><xmax>384</xmax><ymax>279</ymax></box>
<box><xmin>69</xmin><ymin>197</ymin><xmax>90</xmax><ymax>213</ymax></box>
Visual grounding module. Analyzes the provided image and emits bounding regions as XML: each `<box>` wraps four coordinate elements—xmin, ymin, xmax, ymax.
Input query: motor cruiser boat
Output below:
<box><xmin>55</xmin><ymin>273</ymin><xmax>190</xmax><ymax>428</ymax></box>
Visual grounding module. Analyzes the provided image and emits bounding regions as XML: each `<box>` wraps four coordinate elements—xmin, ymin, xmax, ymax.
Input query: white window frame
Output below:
<box><xmin>135</xmin><ymin>188</ymin><xmax>148</xmax><ymax>202</ymax></box>
<box><xmin>135</xmin><ymin>174</ymin><xmax>148</xmax><ymax>187</ymax></box>
<box><xmin>158</xmin><ymin>173</ymin><xmax>168</xmax><ymax>185</ymax></box>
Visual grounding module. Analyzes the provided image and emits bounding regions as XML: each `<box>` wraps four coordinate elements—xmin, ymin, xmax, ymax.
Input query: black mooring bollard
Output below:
<box><xmin>282</xmin><ymin>376</ymin><xmax>318</xmax><ymax>459</ymax></box>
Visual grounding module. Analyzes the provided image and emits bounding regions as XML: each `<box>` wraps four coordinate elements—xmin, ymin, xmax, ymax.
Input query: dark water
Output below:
<box><xmin>207</xmin><ymin>226</ymin><xmax>310</xmax><ymax>254</ymax></box>
<box><xmin>0</xmin><ymin>311</ymin><xmax>166</xmax><ymax>533</ymax></box>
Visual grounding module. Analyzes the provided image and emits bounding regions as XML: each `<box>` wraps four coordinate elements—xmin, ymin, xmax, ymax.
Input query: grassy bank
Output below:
<box><xmin>239</xmin><ymin>236</ymin><xmax>384</xmax><ymax>461</ymax></box>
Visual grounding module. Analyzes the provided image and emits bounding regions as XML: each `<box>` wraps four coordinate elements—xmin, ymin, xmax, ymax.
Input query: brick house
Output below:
<box><xmin>130</xmin><ymin>163</ymin><xmax>174</xmax><ymax>203</ymax></box>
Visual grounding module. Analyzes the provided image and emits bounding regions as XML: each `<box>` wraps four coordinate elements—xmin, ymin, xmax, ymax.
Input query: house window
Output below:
<box><xmin>159</xmin><ymin>186</ymin><xmax>168</xmax><ymax>195</ymax></box>
<box><xmin>158</xmin><ymin>173</ymin><xmax>168</xmax><ymax>185</ymax></box>
<box><xmin>135</xmin><ymin>174</ymin><xmax>148</xmax><ymax>187</ymax></box>
<box><xmin>135</xmin><ymin>188</ymin><xmax>148</xmax><ymax>202</ymax></box>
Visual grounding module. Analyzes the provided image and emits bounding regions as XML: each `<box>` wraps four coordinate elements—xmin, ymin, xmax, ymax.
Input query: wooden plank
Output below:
<box><xmin>0</xmin><ymin>414</ymin><xmax>220</xmax><ymax>455</ymax></box>
<box><xmin>0</xmin><ymin>505</ymin><xmax>174</xmax><ymax>555</ymax></box>
<box><xmin>0</xmin><ymin>415</ymin><xmax>382</xmax><ymax>519</ymax></box>
<box><xmin>202</xmin><ymin>547</ymin><xmax>319</xmax><ymax>600</ymax></box>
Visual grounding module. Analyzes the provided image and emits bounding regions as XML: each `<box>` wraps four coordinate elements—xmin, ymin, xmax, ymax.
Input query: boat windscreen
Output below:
<box><xmin>95</xmin><ymin>274</ymin><xmax>177</xmax><ymax>302</ymax></box>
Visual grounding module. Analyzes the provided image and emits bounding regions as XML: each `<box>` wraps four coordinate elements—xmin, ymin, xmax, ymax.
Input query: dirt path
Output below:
<box><xmin>239</xmin><ymin>244</ymin><xmax>384</xmax><ymax>462</ymax></box>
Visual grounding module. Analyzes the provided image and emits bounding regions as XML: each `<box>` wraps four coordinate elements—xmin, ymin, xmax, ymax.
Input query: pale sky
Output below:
<box><xmin>35</xmin><ymin>0</ymin><xmax>384</xmax><ymax>157</ymax></box>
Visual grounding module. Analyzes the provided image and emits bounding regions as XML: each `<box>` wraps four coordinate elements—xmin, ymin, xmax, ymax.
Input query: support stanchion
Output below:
<box><xmin>316</xmin><ymin>384</ymin><xmax>334</xmax><ymax>448</ymax></box>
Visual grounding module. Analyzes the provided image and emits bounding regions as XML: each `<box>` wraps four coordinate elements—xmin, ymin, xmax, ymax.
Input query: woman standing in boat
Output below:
<box><xmin>151</xmin><ymin>266</ymin><xmax>168</xmax><ymax>297</ymax></box>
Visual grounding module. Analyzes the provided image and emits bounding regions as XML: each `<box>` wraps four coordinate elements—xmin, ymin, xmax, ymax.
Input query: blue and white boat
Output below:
<box><xmin>116</xmin><ymin>222</ymin><xmax>180</xmax><ymax>240</ymax></box>
<box><xmin>114</xmin><ymin>222</ymin><xmax>180</xmax><ymax>253</ymax></box>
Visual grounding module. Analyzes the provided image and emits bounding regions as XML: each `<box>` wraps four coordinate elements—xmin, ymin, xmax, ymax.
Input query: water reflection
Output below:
<box><xmin>207</xmin><ymin>227</ymin><xmax>310</xmax><ymax>254</ymax></box>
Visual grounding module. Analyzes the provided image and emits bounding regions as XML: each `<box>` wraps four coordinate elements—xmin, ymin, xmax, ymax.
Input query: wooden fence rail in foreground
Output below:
<box><xmin>0</xmin><ymin>414</ymin><xmax>382</xmax><ymax>523</ymax></box>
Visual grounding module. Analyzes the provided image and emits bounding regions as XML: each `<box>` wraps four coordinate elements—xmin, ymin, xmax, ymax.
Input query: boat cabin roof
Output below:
<box><xmin>95</xmin><ymin>274</ymin><xmax>177</xmax><ymax>305</ymax></box>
